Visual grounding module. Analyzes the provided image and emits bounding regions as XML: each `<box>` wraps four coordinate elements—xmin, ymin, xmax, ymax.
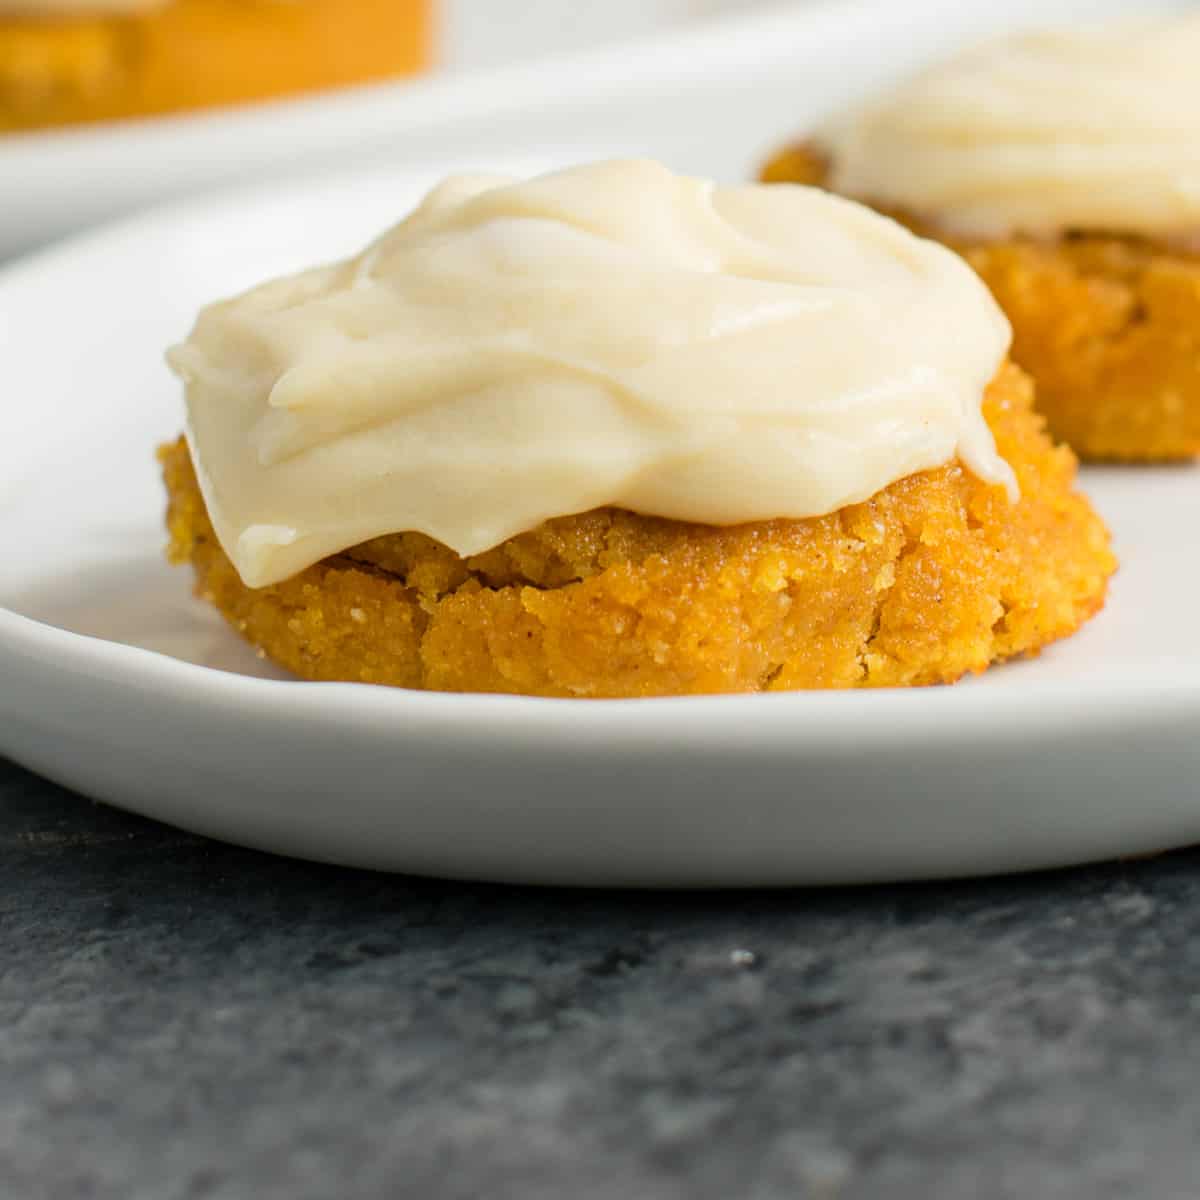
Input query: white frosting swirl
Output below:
<box><xmin>168</xmin><ymin>160</ymin><xmax>1014</xmax><ymax>589</ymax></box>
<box><xmin>822</xmin><ymin>14</ymin><xmax>1200</xmax><ymax>239</ymax></box>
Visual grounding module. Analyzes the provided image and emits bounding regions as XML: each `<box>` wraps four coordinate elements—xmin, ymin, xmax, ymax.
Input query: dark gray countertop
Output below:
<box><xmin>5</xmin><ymin>754</ymin><xmax>1200</xmax><ymax>1200</ymax></box>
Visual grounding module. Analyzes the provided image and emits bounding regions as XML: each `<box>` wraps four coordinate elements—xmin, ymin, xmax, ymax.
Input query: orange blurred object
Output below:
<box><xmin>0</xmin><ymin>0</ymin><xmax>431</xmax><ymax>133</ymax></box>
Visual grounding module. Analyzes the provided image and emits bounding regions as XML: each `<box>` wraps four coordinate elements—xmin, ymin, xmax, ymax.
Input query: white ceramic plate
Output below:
<box><xmin>1</xmin><ymin>0</ymin><xmax>1176</xmax><ymax>261</ymax></box>
<box><xmin>2</xmin><ymin>0</ymin><xmax>1198</xmax><ymax>886</ymax></box>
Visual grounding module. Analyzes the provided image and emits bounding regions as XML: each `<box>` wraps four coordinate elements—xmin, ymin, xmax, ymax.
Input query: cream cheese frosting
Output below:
<box><xmin>820</xmin><ymin>13</ymin><xmax>1200</xmax><ymax>240</ymax></box>
<box><xmin>168</xmin><ymin>160</ymin><xmax>1015</xmax><ymax>589</ymax></box>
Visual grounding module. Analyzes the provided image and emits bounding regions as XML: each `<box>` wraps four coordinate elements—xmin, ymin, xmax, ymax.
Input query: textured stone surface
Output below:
<box><xmin>4</xmin><ymin>755</ymin><xmax>1200</xmax><ymax>1199</ymax></box>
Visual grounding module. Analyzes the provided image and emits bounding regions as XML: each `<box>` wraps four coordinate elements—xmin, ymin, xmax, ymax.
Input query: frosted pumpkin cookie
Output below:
<box><xmin>763</xmin><ymin>15</ymin><xmax>1200</xmax><ymax>461</ymax></box>
<box><xmin>161</xmin><ymin>161</ymin><xmax>1114</xmax><ymax>697</ymax></box>
<box><xmin>0</xmin><ymin>0</ymin><xmax>428</xmax><ymax>133</ymax></box>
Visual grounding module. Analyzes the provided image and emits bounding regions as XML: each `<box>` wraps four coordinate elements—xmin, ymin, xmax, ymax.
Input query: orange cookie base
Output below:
<box><xmin>0</xmin><ymin>0</ymin><xmax>429</xmax><ymax>133</ymax></box>
<box><xmin>762</xmin><ymin>142</ymin><xmax>1200</xmax><ymax>462</ymax></box>
<box><xmin>160</xmin><ymin>364</ymin><xmax>1113</xmax><ymax>698</ymax></box>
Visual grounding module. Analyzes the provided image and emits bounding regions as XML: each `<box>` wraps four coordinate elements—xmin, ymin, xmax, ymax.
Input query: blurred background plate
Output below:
<box><xmin>0</xmin><ymin>0</ymin><xmax>1180</xmax><ymax>261</ymax></box>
